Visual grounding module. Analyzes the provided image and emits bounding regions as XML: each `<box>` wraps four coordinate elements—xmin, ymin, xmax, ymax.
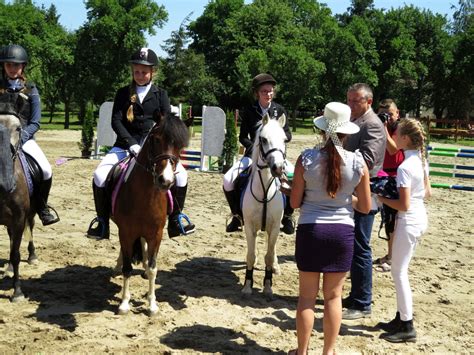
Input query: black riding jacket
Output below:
<box><xmin>239</xmin><ymin>101</ymin><xmax>292</xmax><ymax>157</ymax></box>
<box><xmin>111</xmin><ymin>83</ymin><xmax>171</xmax><ymax>149</ymax></box>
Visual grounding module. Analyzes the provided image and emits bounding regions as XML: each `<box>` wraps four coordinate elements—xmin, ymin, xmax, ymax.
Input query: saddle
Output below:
<box><xmin>18</xmin><ymin>150</ymin><xmax>42</xmax><ymax>197</ymax></box>
<box><xmin>234</xmin><ymin>166</ymin><xmax>251</xmax><ymax>212</ymax></box>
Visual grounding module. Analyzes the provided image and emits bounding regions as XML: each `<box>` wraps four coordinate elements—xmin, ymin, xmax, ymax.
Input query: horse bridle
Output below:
<box><xmin>134</xmin><ymin>126</ymin><xmax>179</xmax><ymax>179</ymax></box>
<box><xmin>250</xmin><ymin>137</ymin><xmax>286</xmax><ymax>231</ymax></box>
<box><xmin>256</xmin><ymin>136</ymin><xmax>286</xmax><ymax>170</ymax></box>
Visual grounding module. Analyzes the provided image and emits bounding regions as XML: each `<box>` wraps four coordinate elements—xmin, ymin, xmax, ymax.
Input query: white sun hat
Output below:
<box><xmin>313</xmin><ymin>102</ymin><xmax>359</xmax><ymax>134</ymax></box>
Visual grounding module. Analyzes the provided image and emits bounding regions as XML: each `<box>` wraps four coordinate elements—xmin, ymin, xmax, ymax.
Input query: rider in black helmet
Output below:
<box><xmin>222</xmin><ymin>73</ymin><xmax>295</xmax><ymax>234</ymax></box>
<box><xmin>0</xmin><ymin>44</ymin><xmax>60</xmax><ymax>225</ymax></box>
<box><xmin>87</xmin><ymin>47</ymin><xmax>195</xmax><ymax>240</ymax></box>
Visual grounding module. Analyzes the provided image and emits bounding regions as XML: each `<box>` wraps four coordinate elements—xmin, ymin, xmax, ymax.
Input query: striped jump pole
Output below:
<box><xmin>427</xmin><ymin>146</ymin><xmax>474</xmax><ymax>191</ymax></box>
<box><xmin>428</xmin><ymin>151</ymin><xmax>474</xmax><ymax>159</ymax></box>
<box><xmin>430</xmin><ymin>183</ymin><xmax>474</xmax><ymax>192</ymax></box>
<box><xmin>427</xmin><ymin>146</ymin><xmax>474</xmax><ymax>154</ymax></box>
<box><xmin>180</xmin><ymin>150</ymin><xmax>202</xmax><ymax>170</ymax></box>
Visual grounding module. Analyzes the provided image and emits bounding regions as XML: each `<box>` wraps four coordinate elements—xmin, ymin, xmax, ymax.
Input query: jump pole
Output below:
<box><xmin>427</xmin><ymin>145</ymin><xmax>474</xmax><ymax>191</ymax></box>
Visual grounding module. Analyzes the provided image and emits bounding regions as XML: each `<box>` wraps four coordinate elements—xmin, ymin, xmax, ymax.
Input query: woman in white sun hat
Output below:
<box><xmin>289</xmin><ymin>102</ymin><xmax>371</xmax><ymax>355</ymax></box>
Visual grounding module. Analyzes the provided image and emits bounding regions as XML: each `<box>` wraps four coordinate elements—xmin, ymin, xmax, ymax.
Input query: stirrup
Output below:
<box><xmin>87</xmin><ymin>217</ymin><xmax>109</xmax><ymax>239</ymax></box>
<box><xmin>176</xmin><ymin>212</ymin><xmax>195</xmax><ymax>236</ymax></box>
<box><xmin>225</xmin><ymin>214</ymin><xmax>243</xmax><ymax>232</ymax></box>
<box><xmin>39</xmin><ymin>204</ymin><xmax>60</xmax><ymax>226</ymax></box>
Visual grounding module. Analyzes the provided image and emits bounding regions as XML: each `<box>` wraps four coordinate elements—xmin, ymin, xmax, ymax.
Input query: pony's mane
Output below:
<box><xmin>250</xmin><ymin>124</ymin><xmax>263</xmax><ymax>166</ymax></box>
<box><xmin>154</xmin><ymin>113</ymin><xmax>189</xmax><ymax>151</ymax></box>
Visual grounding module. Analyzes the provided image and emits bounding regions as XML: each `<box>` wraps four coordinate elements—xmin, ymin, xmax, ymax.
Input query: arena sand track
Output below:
<box><xmin>0</xmin><ymin>130</ymin><xmax>472</xmax><ymax>353</ymax></box>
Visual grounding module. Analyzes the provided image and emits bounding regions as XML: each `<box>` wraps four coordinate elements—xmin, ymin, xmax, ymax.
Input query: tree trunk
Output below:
<box><xmin>292</xmin><ymin>106</ymin><xmax>298</xmax><ymax>132</ymax></box>
<box><xmin>64</xmin><ymin>101</ymin><xmax>70</xmax><ymax>129</ymax></box>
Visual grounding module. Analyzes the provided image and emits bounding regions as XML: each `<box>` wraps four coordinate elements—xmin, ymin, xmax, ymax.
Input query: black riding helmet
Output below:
<box><xmin>252</xmin><ymin>73</ymin><xmax>276</xmax><ymax>90</ymax></box>
<box><xmin>0</xmin><ymin>44</ymin><xmax>28</xmax><ymax>64</ymax></box>
<box><xmin>129</xmin><ymin>47</ymin><xmax>158</xmax><ymax>66</ymax></box>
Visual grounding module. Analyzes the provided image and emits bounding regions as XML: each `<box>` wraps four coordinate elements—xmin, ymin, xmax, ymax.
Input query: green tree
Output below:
<box><xmin>74</xmin><ymin>0</ymin><xmax>168</xmax><ymax>118</ymax></box>
<box><xmin>161</xmin><ymin>14</ymin><xmax>219</xmax><ymax>107</ymax></box>
<box><xmin>446</xmin><ymin>0</ymin><xmax>473</xmax><ymax>120</ymax></box>
<box><xmin>0</xmin><ymin>0</ymin><xmax>71</xmax><ymax>121</ymax></box>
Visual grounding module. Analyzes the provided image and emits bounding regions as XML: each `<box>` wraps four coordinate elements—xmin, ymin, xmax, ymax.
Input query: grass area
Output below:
<box><xmin>40</xmin><ymin>112</ymin><xmax>82</xmax><ymax>130</ymax></box>
<box><xmin>429</xmin><ymin>137</ymin><xmax>474</xmax><ymax>147</ymax></box>
<box><xmin>40</xmin><ymin>112</ymin><xmax>474</xmax><ymax>146</ymax></box>
<box><xmin>190</xmin><ymin>116</ymin><xmax>316</xmax><ymax>135</ymax></box>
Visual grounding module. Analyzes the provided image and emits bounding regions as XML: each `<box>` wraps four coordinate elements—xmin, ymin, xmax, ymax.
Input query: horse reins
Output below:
<box><xmin>249</xmin><ymin>137</ymin><xmax>286</xmax><ymax>231</ymax></box>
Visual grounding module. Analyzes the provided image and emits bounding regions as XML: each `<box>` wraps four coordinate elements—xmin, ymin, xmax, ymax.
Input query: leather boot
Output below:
<box><xmin>168</xmin><ymin>184</ymin><xmax>195</xmax><ymax>238</ymax></box>
<box><xmin>36</xmin><ymin>177</ymin><xmax>60</xmax><ymax>226</ymax></box>
<box><xmin>223</xmin><ymin>189</ymin><xmax>242</xmax><ymax>232</ymax></box>
<box><xmin>380</xmin><ymin>319</ymin><xmax>417</xmax><ymax>343</ymax></box>
<box><xmin>377</xmin><ymin>312</ymin><xmax>401</xmax><ymax>332</ymax></box>
<box><xmin>281</xmin><ymin>203</ymin><xmax>295</xmax><ymax>234</ymax></box>
<box><xmin>87</xmin><ymin>182</ymin><xmax>110</xmax><ymax>240</ymax></box>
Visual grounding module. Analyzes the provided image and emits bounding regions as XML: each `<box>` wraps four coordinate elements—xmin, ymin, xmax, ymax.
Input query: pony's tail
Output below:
<box><xmin>131</xmin><ymin>238</ymin><xmax>143</xmax><ymax>265</ymax></box>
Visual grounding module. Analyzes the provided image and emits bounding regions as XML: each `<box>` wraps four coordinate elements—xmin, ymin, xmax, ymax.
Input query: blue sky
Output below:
<box><xmin>22</xmin><ymin>0</ymin><xmax>457</xmax><ymax>56</ymax></box>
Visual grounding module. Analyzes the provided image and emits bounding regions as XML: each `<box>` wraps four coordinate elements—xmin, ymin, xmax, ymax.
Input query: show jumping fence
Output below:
<box><xmin>428</xmin><ymin>146</ymin><xmax>474</xmax><ymax>191</ymax></box>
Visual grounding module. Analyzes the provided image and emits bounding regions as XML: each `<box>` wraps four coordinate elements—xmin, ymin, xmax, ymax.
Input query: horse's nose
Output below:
<box><xmin>271</xmin><ymin>164</ymin><xmax>283</xmax><ymax>177</ymax></box>
<box><xmin>157</xmin><ymin>175</ymin><xmax>173</xmax><ymax>190</ymax></box>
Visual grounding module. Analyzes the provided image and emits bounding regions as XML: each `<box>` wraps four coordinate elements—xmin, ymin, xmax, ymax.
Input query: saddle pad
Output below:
<box><xmin>0</xmin><ymin>125</ymin><xmax>16</xmax><ymax>194</ymax></box>
<box><xmin>18</xmin><ymin>152</ymin><xmax>34</xmax><ymax>197</ymax></box>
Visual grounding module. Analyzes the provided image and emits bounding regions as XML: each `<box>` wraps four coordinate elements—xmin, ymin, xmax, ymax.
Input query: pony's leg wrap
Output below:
<box><xmin>241</xmin><ymin>268</ymin><xmax>254</xmax><ymax>295</ymax></box>
<box><xmin>263</xmin><ymin>267</ymin><xmax>273</xmax><ymax>296</ymax></box>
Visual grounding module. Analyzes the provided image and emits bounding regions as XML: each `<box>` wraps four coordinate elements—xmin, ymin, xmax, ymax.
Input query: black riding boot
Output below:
<box><xmin>87</xmin><ymin>182</ymin><xmax>110</xmax><ymax>240</ymax></box>
<box><xmin>224</xmin><ymin>189</ymin><xmax>243</xmax><ymax>232</ymax></box>
<box><xmin>168</xmin><ymin>184</ymin><xmax>195</xmax><ymax>238</ymax></box>
<box><xmin>281</xmin><ymin>203</ymin><xmax>295</xmax><ymax>234</ymax></box>
<box><xmin>380</xmin><ymin>319</ymin><xmax>417</xmax><ymax>343</ymax></box>
<box><xmin>36</xmin><ymin>177</ymin><xmax>60</xmax><ymax>226</ymax></box>
<box><xmin>377</xmin><ymin>312</ymin><xmax>401</xmax><ymax>332</ymax></box>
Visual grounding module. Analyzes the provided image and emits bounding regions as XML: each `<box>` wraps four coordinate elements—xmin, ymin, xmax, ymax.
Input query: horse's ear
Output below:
<box><xmin>262</xmin><ymin>113</ymin><xmax>270</xmax><ymax>126</ymax></box>
<box><xmin>278</xmin><ymin>114</ymin><xmax>286</xmax><ymax>128</ymax></box>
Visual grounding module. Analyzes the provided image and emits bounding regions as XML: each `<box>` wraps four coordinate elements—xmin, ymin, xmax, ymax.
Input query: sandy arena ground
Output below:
<box><xmin>0</xmin><ymin>130</ymin><xmax>472</xmax><ymax>354</ymax></box>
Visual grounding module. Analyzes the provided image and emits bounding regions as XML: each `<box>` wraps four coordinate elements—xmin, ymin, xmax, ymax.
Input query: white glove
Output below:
<box><xmin>129</xmin><ymin>144</ymin><xmax>141</xmax><ymax>156</ymax></box>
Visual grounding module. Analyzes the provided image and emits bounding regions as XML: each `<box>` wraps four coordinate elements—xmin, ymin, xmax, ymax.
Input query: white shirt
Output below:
<box><xmin>136</xmin><ymin>83</ymin><xmax>151</xmax><ymax>103</ymax></box>
<box><xmin>396</xmin><ymin>150</ymin><xmax>427</xmax><ymax>223</ymax></box>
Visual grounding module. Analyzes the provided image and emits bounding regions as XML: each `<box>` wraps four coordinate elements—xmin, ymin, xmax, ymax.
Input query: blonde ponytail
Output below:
<box><xmin>127</xmin><ymin>83</ymin><xmax>137</xmax><ymax>122</ymax></box>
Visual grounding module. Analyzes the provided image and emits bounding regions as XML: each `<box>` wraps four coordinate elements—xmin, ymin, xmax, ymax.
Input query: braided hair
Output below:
<box><xmin>322</xmin><ymin>133</ymin><xmax>347</xmax><ymax>198</ymax></box>
<box><xmin>397</xmin><ymin>118</ymin><xmax>428</xmax><ymax>175</ymax></box>
<box><xmin>126</xmin><ymin>82</ymin><xmax>137</xmax><ymax>122</ymax></box>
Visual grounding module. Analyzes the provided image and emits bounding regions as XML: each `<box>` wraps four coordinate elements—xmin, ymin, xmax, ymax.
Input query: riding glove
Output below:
<box><xmin>129</xmin><ymin>144</ymin><xmax>141</xmax><ymax>156</ymax></box>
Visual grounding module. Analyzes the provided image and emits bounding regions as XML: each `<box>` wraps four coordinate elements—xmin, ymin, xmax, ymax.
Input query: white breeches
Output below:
<box><xmin>93</xmin><ymin>146</ymin><xmax>187</xmax><ymax>188</ymax></box>
<box><xmin>391</xmin><ymin>217</ymin><xmax>427</xmax><ymax>321</ymax></box>
<box><xmin>22</xmin><ymin>140</ymin><xmax>52</xmax><ymax>180</ymax></box>
<box><xmin>222</xmin><ymin>157</ymin><xmax>294</xmax><ymax>192</ymax></box>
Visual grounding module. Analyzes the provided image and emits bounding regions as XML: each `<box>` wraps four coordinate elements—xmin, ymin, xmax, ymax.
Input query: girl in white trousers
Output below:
<box><xmin>377</xmin><ymin>118</ymin><xmax>432</xmax><ymax>343</ymax></box>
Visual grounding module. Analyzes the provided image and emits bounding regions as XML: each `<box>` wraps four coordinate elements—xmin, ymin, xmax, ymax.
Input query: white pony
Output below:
<box><xmin>241</xmin><ymin>113</ymin><xmax>287</xmax><ymax>297</ymax></box>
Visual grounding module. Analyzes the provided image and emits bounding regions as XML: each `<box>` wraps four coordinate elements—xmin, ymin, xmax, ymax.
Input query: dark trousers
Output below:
<box><xmin>349</xmin><ymin>209</ymin><xmax>377</xmax><ymax>310</ymax></box>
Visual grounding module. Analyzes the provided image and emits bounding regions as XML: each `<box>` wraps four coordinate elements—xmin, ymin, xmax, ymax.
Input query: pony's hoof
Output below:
<box><xmin>273</xmin><ymin>266</ymin><xmax>281</xmax><ymax>275</ymax></box>
<box><xmin>4</xmin><ymin>264</ymin><xmax>13</xmax><ymax>278</ymax></box>
<box><xmin>263</xmin><ymin>288</ymin><xmax>274</xmax><ymax>300</ymax></box>
<box><xmin>148</xmin><ymin>306</ymin><xmax>159</xmax><ymax>316</ymax></box>
<box><xmin>241</xmin><ymin>286</ymin><xmax>252</xmax><ymax>296</ymax></box>
<box><xmin>28</xmin><ymin>256</ymin><xmax>39</xmax><ymax>265</ymax></box>
<box><xmin>117</xmin><ymin>305</ymin><xmax>130</xmax><ymax>315</ymax></box>
<box><xmin>11</xmin><ymin>293</ymin><xmax>25</xmax><ymax>303</ymax></box>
